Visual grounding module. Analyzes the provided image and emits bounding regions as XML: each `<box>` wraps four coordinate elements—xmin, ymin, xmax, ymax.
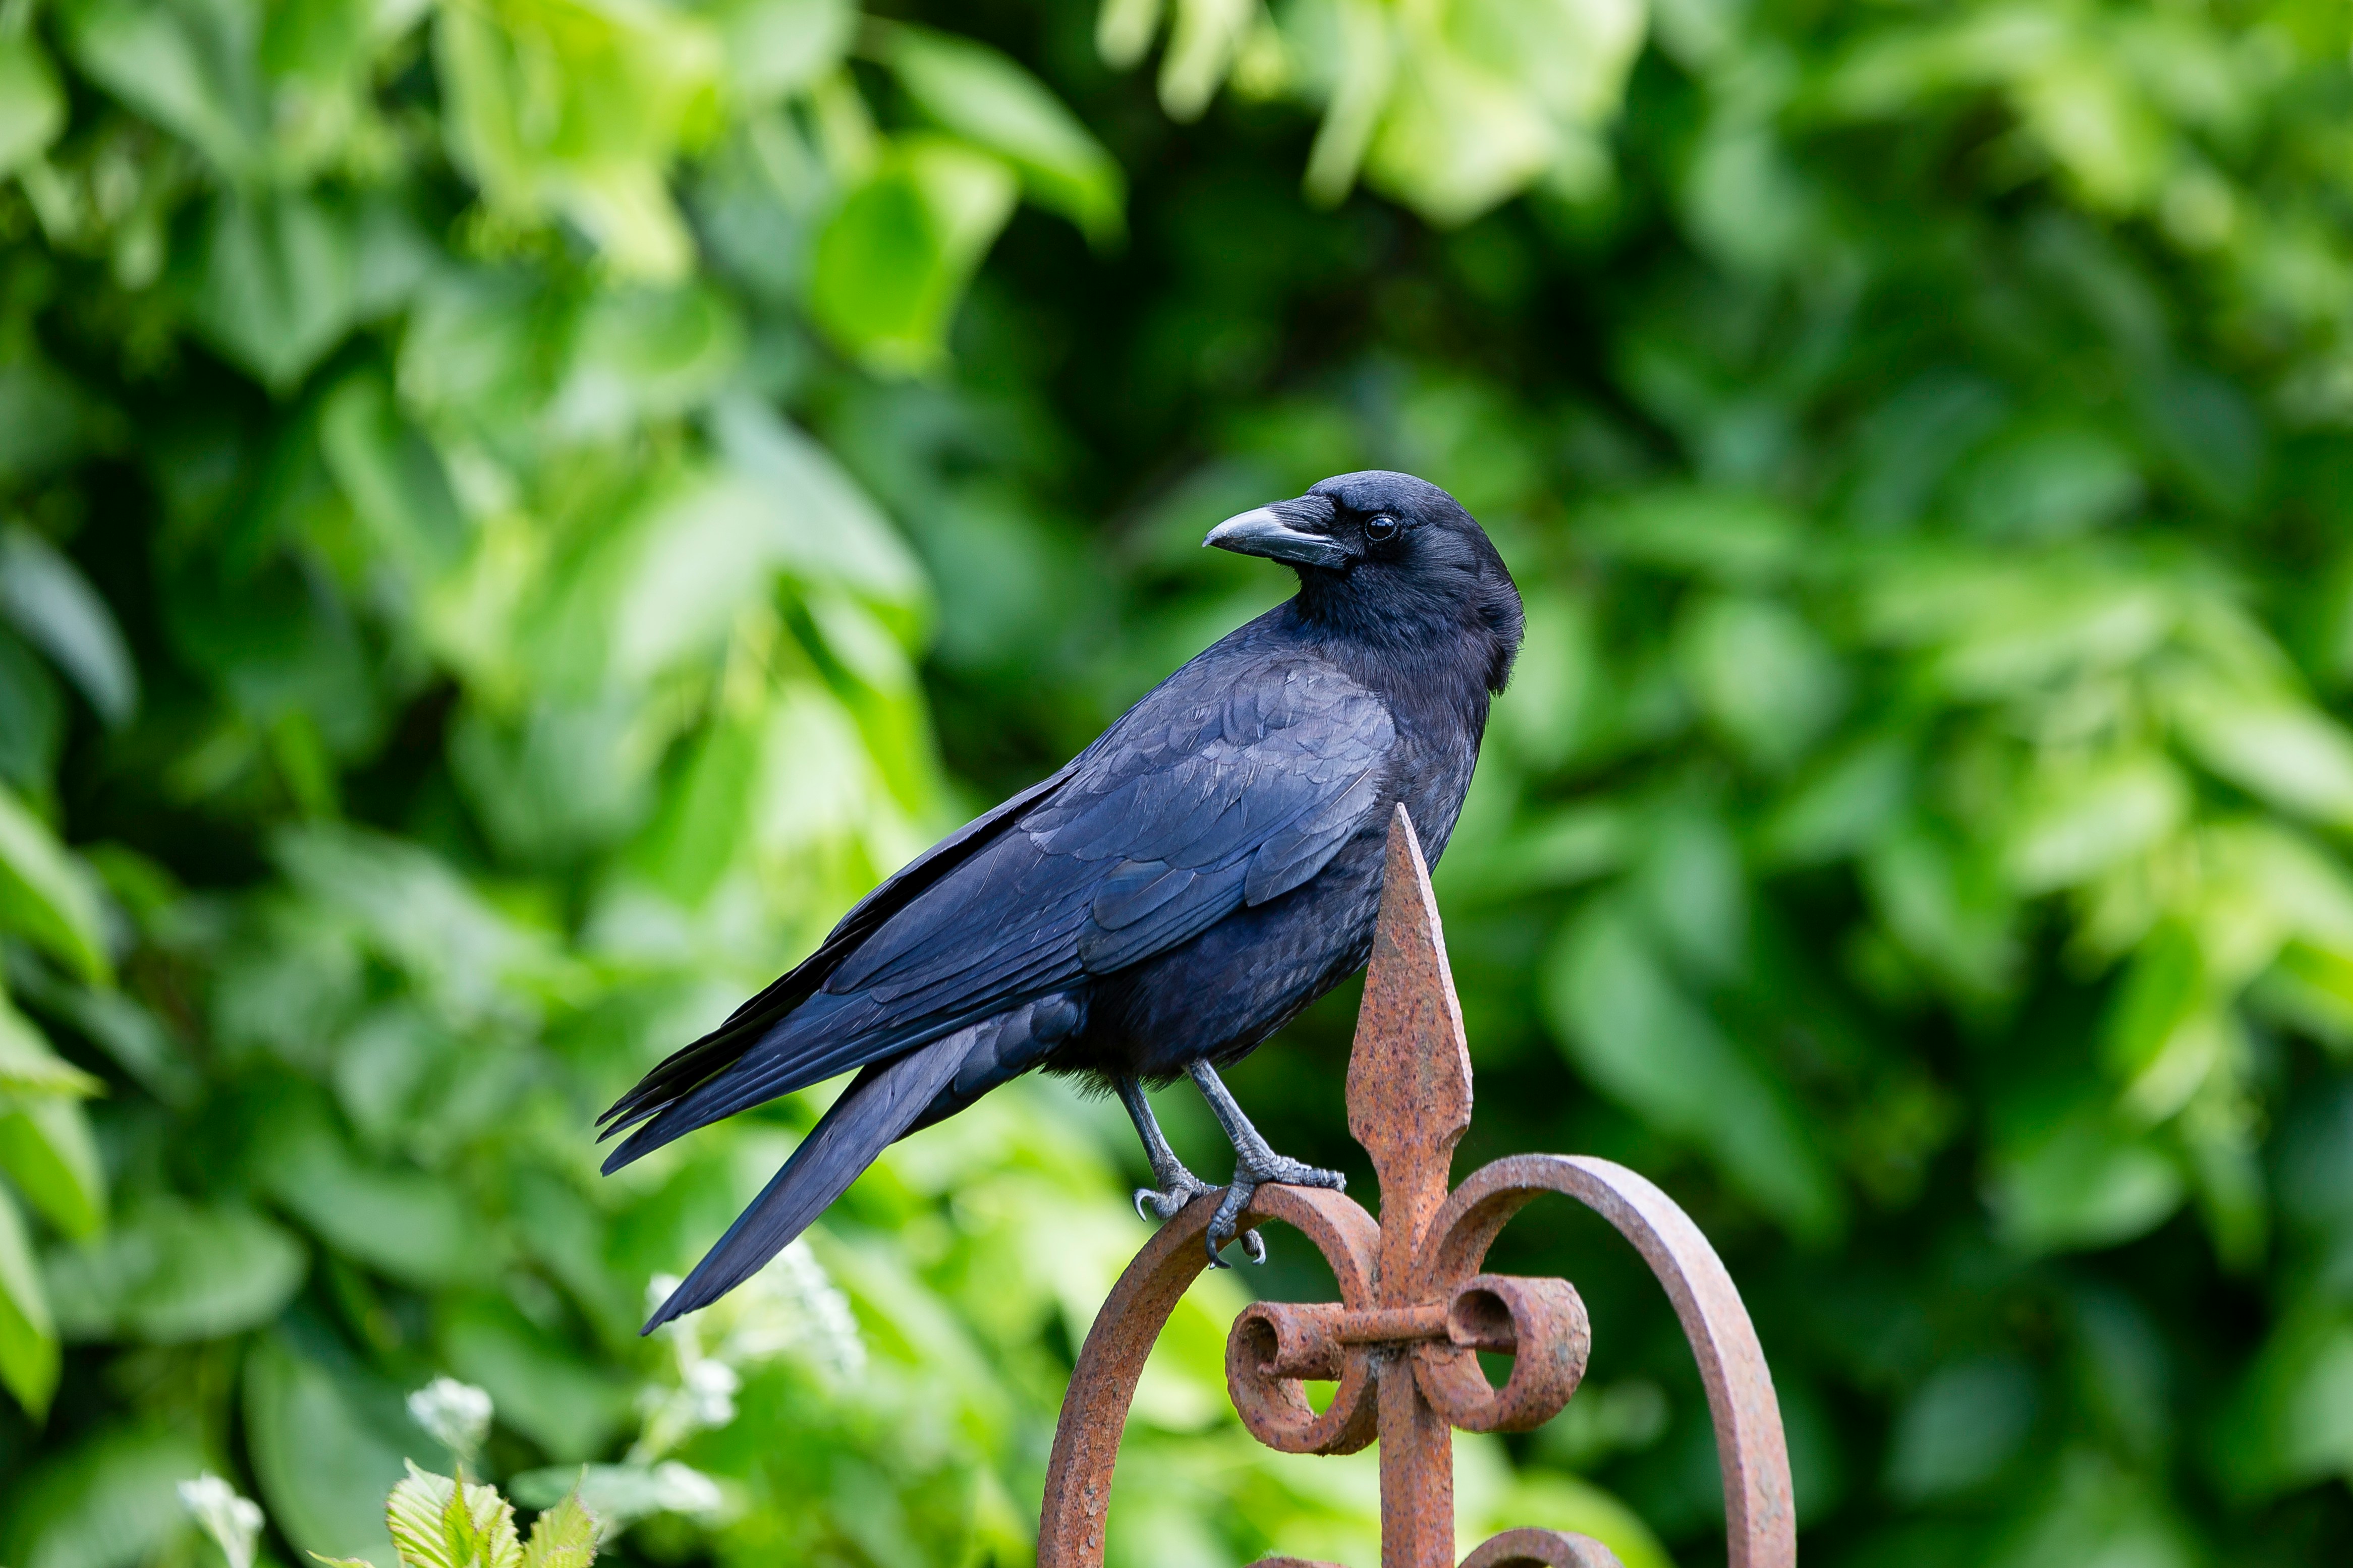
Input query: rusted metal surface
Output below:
<box><xmin>1417</xmin><ymin>1273</ymin><xmax>1589</xmax><ymax>1434</ymax></box>
<box><xmin>1037</xmin><ymin>804</ymin><xmax>1796</xmax><ymax>1568</ymax></box>
<box><xmin>1458</xmin><ymin>1529</ymin><xmax>1627</xmax><ymax>1568</ymax></box>
<box><xmin>1429</xmin><ymin>1158</ymin><xmax>1796</xmax><ymax>1565</ymax></box>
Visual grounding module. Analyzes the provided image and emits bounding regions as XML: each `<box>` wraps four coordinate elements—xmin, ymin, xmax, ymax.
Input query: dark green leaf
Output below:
<box><xmin>244</xmin><ymin>1330</ymin><xmax>411</xmax><ymax>1568</ymax></box>
<box><xmin>0</xmin><ymin>1426</ymin><xmax>207</xmax><ymax>1568</ymax></box>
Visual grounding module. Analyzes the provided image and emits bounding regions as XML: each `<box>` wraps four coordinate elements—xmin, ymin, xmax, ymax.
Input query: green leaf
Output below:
<box><xmin>542</xmin><ymin>282</ymin><xmax>743</xmax><ymax>440</ymax></box>
<box><xmin>2214</xmin><ymin>1307</ymin><xmax>2353</xmax><ymax>1501</ymax></box>
<box><xmin>1156</xmin><ymin>0</ymin><xmax>1251</xmax><ymax>120</ymax></box>
<box><xmin>1584</xmin><ymin>489</ymin><xmax>1808</xmax><ymax>583</ymax></box>
<box><xmin>386</xmin><ymin>1462</ymin><xmax>521</xmax><ymax>1568</ymax></box>
<box><xmin>807</xmin><ymin>135</ymin><xmax>1019</xmax><ymax>375</ymax></box>
<box><xmin>1674</xmin><ymin>593</ymin><xmax>1848</xmax><ymax>773</ymax></box>
<box><xmin>519</xmin><ymin>1490</ymin><xmax>598</xmax><ymax>1568</ymax></box>
<box><xmin>2174</xmin><ymin>686</ymin><xmax>2353</xmax><ymax>830</ymax></box>
<box><xmin>1302</xmin><ymin>1</ymin><xmax>1396</xmax><ymax>205</ymax></box>
<box><xmin>43</xmin><ymin>1196</ymin><xmax>306</xmax><ymax>1344</ymax></box>
<box><xmin>0</xmin><ymin>1426</ymin><xmax>208</xmax><ymax>1568</ymax></box>
<box><xmin>1991</xmin><ymin>1448</ymin><xmax>2196</xmax><ymax>1568</ymax></box>
<box><xmin>1988</xmin><ymin>1095</ymin><xmax>2185</xmax><ymax>1255</ymax></box>
<box><xmin>0</xmin><ymin>1095</ymin><xmax>107</xmax><ymax>1240</ymax></box>
<box><xmin>1863</xmin><ymin>824</ymin><xmax>2019</xmax><ymax>1004</ymax></box>
<box><xmin>244</xmin><ymin>1331</ymin><xmax>412</xmax><ymax>1568</ymax></box>
<box><xmin>257</xmin><ymin>1110</ymin><xmax>476</xmax><ymax>1288</ymax></box>
<box><xmin>0</xmin><ymin>628</ymin><xmax>63</xmax><ymax>792</ymax></box>
<box><xmin>506</xmin><ymin>1463</ymin><xmax>720</xmax><ymax>1527</ymax></box>
<box><xmin>1883</xmin><ymin>1356</ymin><xmax>2038</xmax><ymax>1502</ymax></box>
<box><xmin>10</xmin><ymin>969</ymin><xmax>200</xmax><ymax>1107</ymax></box>
<box><xmin>55</xmin><ymin>0</ymin><xmax>267</xmax><ymax>176</ymax></box>
<box><xmin>2097</xmin><ymin>920</ymin><xmax>2212</xmax><ymax>1117</ymax></box>
<box><xmin>0</xmin><ymin>1181</ymin><xmax>59</xmax><ymax>1416</ymax></box>
<box><xmin>0</xmin><ymin>526</ymin><xmax>139</xmax><ymax>727</ymax></box>
<box><xmin>702</xmin><ymin>0</ymin><xmax>850</xmax><ymax>102</ymax></box>
<box><xmin>192</xmin><ymin>189</ymin><xmax>359</xmax><ymax>392</ymax></box>
<box><xmin>433</xmin><ymin>0</ymin><xmax>723</xmax><ymax>280</ymax></box>
<box><xmin>2003</xmin><ymin>752</ymin><xmax>2189</xmax><ymax>893</ymax></box>
<box><xmin>707</xmin><ymin>393</ymin><xmax>928</xmax><ymax>607</ymax></box>
<box><xmin>1758</xmin><ymin>734</ymin><xmax>1914</xmax><ymax>867</ymax></box>
<box><xmin>1544</xmin><ymin>899</ymin><xmax>1843</xmax><ymax>1240</ymax></box>
<box><xmin>0</xmin><ymin>995</ymin><xmax>104</xmax><ymax>1098</ymax></box>
<box><xmin>435</xmin><ymin>1295</ymin><xmax>630</xmax><ymax>1463</ymax></box>
<box><xmin>871</xmin><ymin>22</ymin><xmax>1126</xmax><ymax>245</ymax></box>
<box><xmin>317</xmin><ymin>375</ymin><xmax>471</xmax><ymax>581</ymax></box>
<box><xmin>0</xmin><ymin>784</ymin><xmax>109</xmax><ymax>982</ymax></box>
<box><xmin>1364</xmin><ymin>25</ymin><xmax>1555</xmax><ymax>228</ymax></box>
<box><xmin>0</xmin><ymin>37</ymin><xmax>67</xmax><ymax>174</ymax></box>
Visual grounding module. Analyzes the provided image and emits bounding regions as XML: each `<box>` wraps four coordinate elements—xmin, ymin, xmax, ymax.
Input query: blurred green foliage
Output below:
<box><xmin>5</xmin><ymin>0</ymin><xmax>2353</xmax><ymax>1565</ymax></box>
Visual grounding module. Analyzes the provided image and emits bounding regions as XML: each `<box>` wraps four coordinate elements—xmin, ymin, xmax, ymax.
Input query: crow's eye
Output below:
<box><xmin>1364</xmin><ymin>514</ymin><xmax>1399</xmax><ymax>544</ymax></box>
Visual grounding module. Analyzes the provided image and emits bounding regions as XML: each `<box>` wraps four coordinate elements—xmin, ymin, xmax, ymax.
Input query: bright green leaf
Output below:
<box><xmin>808</xmin><ymin>135</ymin><xmax>1019</xmax><ymax>374</ymax></box>
<box><xmin>434</xmin><ymin>0</ymin><xmax>724</xmax><ymax>279</ymax></box>
<box><xmin>0</xmin><ymin>37</ymin><xmax>67</xmax><ymax>174</ymax></box>
<box><xmin>0</xmin><ymin>1095</ymin><xmax>107</xmax><ymax>1240</ymax></box>
<box><xmin>701</xmin><ymin>0</ymin><xmax>850</xmax><ymax>102</ymax></box>
<box><xmin>519</xmin><ymin>1489</ymin><xmax>598</xmax><ymax>1568</ymax></box>
<box><xmin>386</xmin><ymin>1462</ymin><xmax>521</xmax><ymax>1568</ymax></box>
<box><xmin>2004</xmin><ymin>752</ymin><xmax>2189</xmax><ymax>893</ymax></box>
<box><xmin>0</xmin><ymin>995</ymin><xmax>104</xmax><ymax>1099</ymax></box>
<box><xmin>0</xmin><ymin>1181</ymin><xmax>59</xmax><ymax>1416</ymax></box>
<box><xmin>2176</xmin><ymin>688</ymin><xmax>2353</xmax><ymax>830</ymax></box>
<box><xmin>872</xmin><ymin>21</ymin><xmax>1126</xmax><ymax>245</ymax></box>
<box><xmin>0</xmin><ymin>784</ymin><xmax>109</xmax><ymax>982</ymax></box>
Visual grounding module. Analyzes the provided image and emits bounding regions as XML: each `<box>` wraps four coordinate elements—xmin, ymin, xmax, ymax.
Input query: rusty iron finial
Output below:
<box><xmin>1040</xmin><ymin>805</ymin><xmax>1796</xmax><ymax>1568</ymax></box>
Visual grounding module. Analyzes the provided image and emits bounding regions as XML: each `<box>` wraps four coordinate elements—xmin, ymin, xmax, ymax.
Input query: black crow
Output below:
<box><xmin>603</xmin><ymin>470</ymin><xmax>1522</xmax><ymax>1328</ymax></box>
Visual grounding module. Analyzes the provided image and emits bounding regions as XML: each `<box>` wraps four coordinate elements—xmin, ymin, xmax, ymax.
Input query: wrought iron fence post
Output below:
<box><xmin>1039</xmin><ymin>806</ymin><xmax>1797</xmax><ymax>1568</ymax></box>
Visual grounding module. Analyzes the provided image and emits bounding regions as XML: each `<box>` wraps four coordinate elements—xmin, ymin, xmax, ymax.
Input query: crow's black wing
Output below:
<box><xmin>597</xmin><ymin>757</ymin><xmax>1082</xmax><ymax>1138</ymax></box>
<box><xmin>599</xmin><ymin>645</ymin><xmax>1395</xmax><ymax>1171</ymax></box>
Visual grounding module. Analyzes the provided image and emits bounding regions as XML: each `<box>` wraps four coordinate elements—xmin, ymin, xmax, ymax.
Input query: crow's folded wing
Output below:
<box><xmin>596</xmin><ymin>756</ymin><xmax>1082</xmax><ymax>1138</ymax></box>
<box><xmin>599</xmin><ymin>649</ymin><xmax>1395</xmax><ymax>1170</ymax></box>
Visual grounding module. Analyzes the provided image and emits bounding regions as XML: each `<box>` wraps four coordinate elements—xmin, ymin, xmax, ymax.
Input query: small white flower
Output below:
<box><xmin>407</xmin><ymin>1375</ymin><xmax>494</xmax><ymax>1460</ymax></box>
<box><xmin>178</xmin><ymin>1474</ymin><xmax>264</xmax><ymax>1568</ymax></box>
<box><xmin>682</xmin><ymin>1359</ymin><xmax>740</xmax><ymax>1427</ymax></box>
<box><xmin>646</xmin><ymin>1461</ymin><xmax>725</xmax><ymax>1517</ymax></box>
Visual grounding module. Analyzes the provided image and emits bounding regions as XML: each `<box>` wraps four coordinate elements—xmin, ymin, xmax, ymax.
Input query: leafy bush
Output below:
<box><xmin>7</xmin><ymin>0</ymin><xmax>2353</xmax><ymax>1565</ymax></box>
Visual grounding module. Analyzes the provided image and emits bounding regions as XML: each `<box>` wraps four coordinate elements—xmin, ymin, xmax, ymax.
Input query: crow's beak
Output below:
<box><xmin>1203</xmin><ymin>496</ymin><xmax>1350</xmax><ymax>568</ymax></box>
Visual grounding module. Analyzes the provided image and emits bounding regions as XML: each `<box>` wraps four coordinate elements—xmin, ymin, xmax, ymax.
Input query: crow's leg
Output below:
<box><xmin>1188</xmin><ymin>1060</ymin><xmax>1345</xmax><ymax>1267</ymax></box>
<box><xmin>1115</xmin><ymin>1076</ymin><xmax>1253</xmax><ymax>1253</ymax></box>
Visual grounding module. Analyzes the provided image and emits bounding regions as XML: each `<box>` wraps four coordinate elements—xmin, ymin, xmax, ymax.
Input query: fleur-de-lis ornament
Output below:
<box><xmin>1040</xmin><ymin>806</ymin><xmax>1796</xmax><ymax>1568</ymax></box>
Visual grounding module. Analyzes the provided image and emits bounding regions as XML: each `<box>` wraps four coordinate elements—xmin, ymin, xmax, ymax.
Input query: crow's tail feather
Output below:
<box><xmin>640</xmin><ymin>1027</ymin><xmax>972</xmax><ymax>1332</ymax></box>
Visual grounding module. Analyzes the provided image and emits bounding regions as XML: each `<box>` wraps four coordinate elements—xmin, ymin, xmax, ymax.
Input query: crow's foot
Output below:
<box><xmin>1204</xmin><ymin>1150</ymin><xmax>1344</xmax><ymax>1268</ymax></box>
<box><xmin>1135</xmin><ymin>1170</ymin><xmax>1269</xmax><ymax>1263</ymax></box>
<box><xmin>1132</xmin><ymin>1168</ymin><xmax>1217</xmax><ymax>1223</ymax></box>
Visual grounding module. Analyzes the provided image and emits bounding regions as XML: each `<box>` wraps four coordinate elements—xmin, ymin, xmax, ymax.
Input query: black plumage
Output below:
<box><xmin>603</xmin><ymin>470</ymin><xmax>1523</xmax><ymax>1328</ymax></box>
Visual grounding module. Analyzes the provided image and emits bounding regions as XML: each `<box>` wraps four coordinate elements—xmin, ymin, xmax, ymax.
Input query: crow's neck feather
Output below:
<box><xmin>1286</xmin><ymin>569</ymin><xmax>1523</xmax><ymax>701</ymax></box>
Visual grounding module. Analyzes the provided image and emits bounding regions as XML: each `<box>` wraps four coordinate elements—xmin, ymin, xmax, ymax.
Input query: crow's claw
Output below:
<box><xmin>1132</xmin><ymin>1170</ymin><xmax>1218</xmax><ymax>1223</ymax></box>
<box><xmin>1204</xmin><ymin>1152</ymin><xmax>1344</xmax><ymax>1267</ymax></box>
<box><xmin>1135</xmin><ymin>1172</ymin><xmax>1266</xmax><ymax>1262</ymax></box>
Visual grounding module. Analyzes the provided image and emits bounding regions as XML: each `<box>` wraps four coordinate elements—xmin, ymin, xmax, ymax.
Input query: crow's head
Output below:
<box><xmin>1205</xmin><ymin>470</ymin><xmax>1524</xmax><ymax>692</ymax></box>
